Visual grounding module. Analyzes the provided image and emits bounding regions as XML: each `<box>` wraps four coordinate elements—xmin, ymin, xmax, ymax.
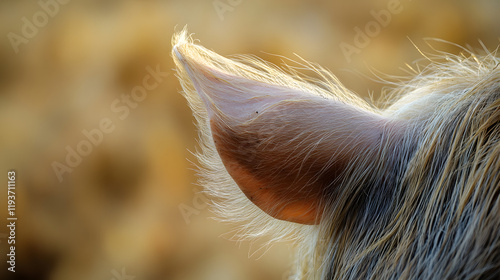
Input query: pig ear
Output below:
<box><xmin>173</xmin><ymin>36</ymin><xmax>398</xmax><ymax>225</ymax></box>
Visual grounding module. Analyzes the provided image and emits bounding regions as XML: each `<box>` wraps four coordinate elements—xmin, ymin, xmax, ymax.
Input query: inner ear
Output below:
<box><xmin>209</xmin><ymin>97</ymin><xmax>388</xmax><ymax>225</ymax></box>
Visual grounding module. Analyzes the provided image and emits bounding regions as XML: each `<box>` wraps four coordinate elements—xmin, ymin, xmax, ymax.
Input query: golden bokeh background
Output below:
<box><xmin>0</xmin><ymin>0</ymin><xmax>498</xmax><ymax>279</ymax></box>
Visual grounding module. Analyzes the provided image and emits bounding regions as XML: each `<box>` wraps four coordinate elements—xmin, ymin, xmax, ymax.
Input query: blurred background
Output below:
<box><xmin>0</xmin><ymin>0</ymin><xmax>498</xmax><ymax>279</ymax></box>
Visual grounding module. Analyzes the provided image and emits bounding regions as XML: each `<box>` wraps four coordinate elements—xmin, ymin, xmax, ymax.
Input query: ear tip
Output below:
<box><xmin>171</xmin><ymin>26</ymin><xmax>190</xmax><ymax>45</ymax></box>
<box><xmin>171</xmin><ymin>32</ymin><xmax>201</xmax><ymax>79</ymax></box>
<box><xmin>172</xmin><ymin>45</ymin><xmax>185</xmax><ymax>62</ymax></box>
<box><xmin>172</xmin><ymin>35</ymin><xmax>188</xmax><ymax>61</ymax></box>
<box><xmin>171</xmin><ymin>26</ymin><xmax>196</xmax><ymax>62</ymax></box>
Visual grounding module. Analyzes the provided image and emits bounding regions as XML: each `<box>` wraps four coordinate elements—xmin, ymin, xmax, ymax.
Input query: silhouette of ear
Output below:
<box><xmin>173</xmin><ymin>37</ymin><xmax>398</xmax><ymax>225</ymax></box>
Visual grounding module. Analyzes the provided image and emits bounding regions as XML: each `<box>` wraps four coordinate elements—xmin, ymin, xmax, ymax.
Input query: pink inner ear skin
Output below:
<box><xmin>209</xmin><ymin>96</ymin><xmax>392</xmax><ymax>225</ymax></box>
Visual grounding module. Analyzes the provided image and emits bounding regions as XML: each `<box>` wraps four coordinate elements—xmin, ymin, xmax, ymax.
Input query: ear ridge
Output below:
<box><xmin>172</xmin><ymin>29</ymin><xmax>376</xmax><ymax>111</ymax></box>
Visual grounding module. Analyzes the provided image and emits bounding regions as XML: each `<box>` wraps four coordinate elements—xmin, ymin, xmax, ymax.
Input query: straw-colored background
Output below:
<box><xmin>0</xmin><ymin>0</ymin><xmax>498</xmax><ymax>279</ymax></box>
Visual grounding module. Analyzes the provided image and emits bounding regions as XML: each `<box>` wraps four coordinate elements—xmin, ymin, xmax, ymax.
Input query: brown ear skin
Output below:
<box><xmin>211</xmin><ymin>120</ymin><xmax>325</xmax><ymax>225</ymax></box>
<box><xmin>209</xmin><ymin>98</ymin><xmax>388</xmax><ymax>225</ymax></box>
